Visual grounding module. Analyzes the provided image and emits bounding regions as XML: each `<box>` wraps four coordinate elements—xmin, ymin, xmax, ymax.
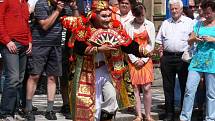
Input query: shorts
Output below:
<box><xmin>28</xmin><ymin>46</ymin><xmax>62</xmax><ymax>76</ymax></box>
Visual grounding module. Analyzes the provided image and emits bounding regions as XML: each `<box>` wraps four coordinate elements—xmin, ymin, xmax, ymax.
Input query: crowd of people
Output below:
<box><xmin>0</xmin><ymin>0</ymin><xmax>215</xmax><ymax>121</ymax></box>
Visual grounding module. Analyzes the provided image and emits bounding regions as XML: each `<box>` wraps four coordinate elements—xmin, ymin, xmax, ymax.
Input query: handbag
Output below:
<box><xmin>181</xmin><ymin>49</ymin><xmax>192</xmax><ymax>62</ymax></box>
<box><xmin>182</xmin><ymin>21</ymin><xmax>201</xmax><ymax>62</ymax></box>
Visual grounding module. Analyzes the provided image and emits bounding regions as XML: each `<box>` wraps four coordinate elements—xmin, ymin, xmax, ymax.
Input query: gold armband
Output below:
<box><xmin>95</xmin><ymin>47</ymin><xmax>98</xmax><ymax>53</ymax></box>
<box><xmin>93</xmin><ymin>47</ymin><xmax>98</xmax><ymax>54</ymax></box>
<box><xmin>143</xmin><ymin>48</ymin><xmax>149</xmax><ymax>56</ymax></box>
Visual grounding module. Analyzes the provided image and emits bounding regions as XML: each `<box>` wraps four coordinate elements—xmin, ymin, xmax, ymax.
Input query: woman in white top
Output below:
<box><xmin>125</xmin><ymin>2</ymin><xmax>156</xmax><ymax>121</ymax></box>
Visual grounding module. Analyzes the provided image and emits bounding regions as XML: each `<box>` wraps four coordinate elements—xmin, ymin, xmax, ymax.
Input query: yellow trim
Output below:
<box><xmin>47</xmin><ymin>0</ymin><xmax>51</xmax><ymax>7</ymax></box>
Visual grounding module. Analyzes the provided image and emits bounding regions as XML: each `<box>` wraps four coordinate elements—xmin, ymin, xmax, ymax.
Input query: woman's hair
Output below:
<box><xmin>118</xmin><ymin>0</ymin><xmax>134</xmax><ymax>4</ymax></box>
<box><xmin>131</xmin><ymin>2</ymin><xmax>146</xmax><ymax>17</ymax></box>
<box><xmin>183</xmin><ymin>6</ymin><xmax>194</xmax><ymax>19</ymax></box>
<box><xmin>201</xmin><ymin>0</ymin><xmax>215</xmax><ymax>11</ymax></box>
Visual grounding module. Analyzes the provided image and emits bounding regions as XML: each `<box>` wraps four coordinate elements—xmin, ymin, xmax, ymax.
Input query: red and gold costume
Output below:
<box><xmin>61</xmin><ymin>1</ymin><xmax>143</xmax><ymax>120</ymax></box>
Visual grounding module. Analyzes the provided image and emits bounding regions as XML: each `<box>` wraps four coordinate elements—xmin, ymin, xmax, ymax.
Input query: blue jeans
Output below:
<box><xmin>0</xmin><ymin>42</ymin><xmax>27</xmax><ymax>116</ymax></box>
<box><xmin>0</xmin><ymin>63</ymin><xmax>5</xmax><ymax>93</ymax></box>
<box><xmin>180</xmin><ymin>71</ymin><xmax>215</xmax><ymax>121</ymax></box>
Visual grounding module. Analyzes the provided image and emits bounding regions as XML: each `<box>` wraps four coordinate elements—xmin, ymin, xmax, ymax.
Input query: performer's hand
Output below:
<box><xmin>26</xmin><ymin>42</ymin><xmax>32</xmax><ymax>55</ymax></box>
<box><xmin>98</xmin><ymin>45</ymin><xmax>117</xmax><ymax>52</ymax></box>
<box><xmin>6</xmin><ymin>41</ymin><xmax>17</xmax><ymax>54</ymax></box>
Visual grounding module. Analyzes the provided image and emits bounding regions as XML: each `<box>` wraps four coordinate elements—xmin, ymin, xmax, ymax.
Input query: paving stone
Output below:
<box><xmin>0</xmin><ymin>68</ymin><xmax>202</xmax><ymax>121</ymax></box>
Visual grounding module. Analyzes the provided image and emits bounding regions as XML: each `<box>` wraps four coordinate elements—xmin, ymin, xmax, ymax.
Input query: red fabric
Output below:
<box><xmin>0</xmin><ymin>0</ymin><xmax>32</xmax><ymax>45</ymax></box>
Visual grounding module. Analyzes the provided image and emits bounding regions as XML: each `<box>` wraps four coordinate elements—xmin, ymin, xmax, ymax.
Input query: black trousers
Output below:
<box><xmin>160</xmin><ymin>52</ymin><xmax>189</xmax><ymax>115</ymax></box>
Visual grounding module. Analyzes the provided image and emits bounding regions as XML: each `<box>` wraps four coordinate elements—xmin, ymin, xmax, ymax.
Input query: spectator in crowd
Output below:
<box><xmin>115</xmin><ymin>0</ymin><xmax>134</xmax><ymax>26</ymax></box>
<box><xmin>61</xmin><ymin>0</ymin><xmax>150</xmax><ymax>120</ymax></box>
<box><xmin>0</xmin><ymin>0</ymin><xmax>32</xmax><ymax>120</ymax></box>
<box><xmin>189</xmin><ymin>0</ymin><xmax>196</xmax><ymax>16</ymax></box>
<box><xmin>125</xmin><ymin>2</ymin><xmax>155</xmax><ymax>121</ymax></box>
<box><xmin>109</xmin><ymin>0</ymin><xmax>119</xmax><ymax>8</ymax></box>
<box><xmin>193</xmin><ymin>2</ymin><xmax>206</xmax><ymax>120</ymax></box>
<box><xmin>15</xmin><ymin>0</ymin><xmax>40</xmax><ymax>114</ymax></box>
<box><xmin>59</xmin><ymin>1</ymin><xmax>79</xmax><ymax>120</ymax></box>
<box><xmin>183</xmin><ymin>6</ymin><xmax>194</xmax><ymax>19</ymax></box>
<box><xmin>194</xmin><ymin>1</ymin><xmax>206</xmax><ymax>22</ymax></box>
<box><xmin>109</xmin><ymin>0</ymin><xmax>119</xmax><ymax>20</ymax></box>
<box><xmin>24</xmin><ymin>0</ymin><xmax>77</xmax><ymax>120</ymax></box>
<box><xmin>60</xmin><ymin>4</ymin><xmax>79</xmax><ymax>117</ymax></box>
<box><xmin>180</xmin><ymin>0</ymin><xmax>215</xmax><ymax>121</ymax></box>
<box><xmin>59</xmin><ymin>30</ymin><xmax>72</xmax><ymax>119</ymax></box>
<box><xmin>156</xmin><ymin>0</ymin><xmax>193</xmax><ymax>120</ymax></box>
<box><xmin>28</xmin><ymin>0</ymin><xmax>39</xmax><ymax>14</ymax></box>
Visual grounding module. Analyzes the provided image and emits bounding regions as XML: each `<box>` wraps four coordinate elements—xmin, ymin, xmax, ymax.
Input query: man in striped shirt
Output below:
<box><xmin>24</xmin><ymin>0</ymin><xmax>77</xmax><ymax>120</ymax></box>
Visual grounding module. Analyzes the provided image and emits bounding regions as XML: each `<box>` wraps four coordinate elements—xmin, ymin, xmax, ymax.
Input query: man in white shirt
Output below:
<box><xmin>156</xmin><ymin>0</ymin><xmax>193</xmax><ymax>121</ymax></box>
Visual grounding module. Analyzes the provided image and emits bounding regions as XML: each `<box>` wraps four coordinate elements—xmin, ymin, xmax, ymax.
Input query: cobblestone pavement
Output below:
<box><xmin>0</xmin><ymin>68</ymin><xmax>165</xmax><ymax>121</ymax></box>
<box><xmin>0</xmin><ymin>68</ymin><xmax>202</xmax><ymax>121</ymax></box>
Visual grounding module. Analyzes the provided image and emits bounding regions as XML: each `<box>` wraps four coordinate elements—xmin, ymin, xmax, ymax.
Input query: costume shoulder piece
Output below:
<box><xmin>110</xmin><ymin>20</ymin><xmax>132</xmax><ymax>46</ymax></box>
<box><xmin>61</xmin><ymin>16</ymin><xmax>132</xmax><ymax>47</ymax></box>
<box><xmin>61</xmin><ymin>16</ymin><xmax>92</xmax><ymax>42</ymax></box>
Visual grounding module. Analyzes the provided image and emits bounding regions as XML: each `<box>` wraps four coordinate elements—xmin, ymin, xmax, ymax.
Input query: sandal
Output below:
<box><xmin>144</xmin><ymin>117</ymin><xmax>155</xmax><ymax>121</ymax></box>
<box><xmin>133</xmin><ymin>116</ymin><xmax>143</xmax><ymax>121</ymax></box>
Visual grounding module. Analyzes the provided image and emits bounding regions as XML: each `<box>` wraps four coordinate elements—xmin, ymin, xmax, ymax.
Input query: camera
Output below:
<box><xmin>58</xmin><ymin>0</ymin><xmax>71</xmax><ymax>4</ymax></box>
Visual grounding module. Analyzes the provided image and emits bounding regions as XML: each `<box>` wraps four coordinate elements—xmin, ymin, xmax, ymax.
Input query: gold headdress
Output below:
<box><xmin>91</xmin><ymin>0</ymin><xmax>109</xmax><ymax>12</ymax></box>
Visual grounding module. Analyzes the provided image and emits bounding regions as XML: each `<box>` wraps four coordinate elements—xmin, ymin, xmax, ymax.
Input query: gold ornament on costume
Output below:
<box><xmin>89</xmin><ymin>29</ymin><xmax>125</xmax><ymax>47</ymax></box>
<box><xmin>91</xmin><ymin>0</ymin><xmax>109</xmax><ymax>12</ymax></box>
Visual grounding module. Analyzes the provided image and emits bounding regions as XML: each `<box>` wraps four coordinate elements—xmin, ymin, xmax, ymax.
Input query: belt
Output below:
<box><xmin>163</xmin><ymin>51</ymin><xmax>183</xmax><ymax>56</ymax></box>
<box><xmin>95</xmin><ymin>61</ymin><xmax>106</xmax><ymax>68</ymax></box>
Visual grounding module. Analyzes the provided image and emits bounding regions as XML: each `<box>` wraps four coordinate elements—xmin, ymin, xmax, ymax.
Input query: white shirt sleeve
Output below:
<box><xmin>155</xmin><ymin>22</ymin><xmax>164</xmax><ymax>45</ymax></box>
<box><xmin>141</xmin><ymin>57</ymin><xmax>149</xmax><ymax>63</ymax></box>
<box><xmin>28</xmin><ymin>0</ymin><xmax>39</xmax><ymax>13</ymax></box>
<box><xmin>128</xmin><ymin>54</ymin><xmax>139</xmax><ymax>64</ymax></box>
<box><xmin>145</xmin><ymin>20</ymin><xmax>156</xmax><ymax>52</ymax></box>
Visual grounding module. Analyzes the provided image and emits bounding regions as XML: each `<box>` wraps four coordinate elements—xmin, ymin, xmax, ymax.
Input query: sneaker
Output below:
<box><xmin>1</xmin><ymin>116</ymin><xmax>15</xmax><ymax>121</ymax></box>
<box><xmin>24</xmin><ymin>111</ymin><xmax>35</xmax><ymax>121</ymax></box>
<box><xmin>16</xmin><ymin>108</ymin><xmax>25</xmax><ymax>117</ymax></box>
<box><xmin>45</xmin><ymin>111</ymin><xmax>57</xmax><ymax>120</ymax></box>
<box><xmin>32</xmin><ymin>106</ymin><xmax>38</xmax><ymax>112</ymax></box>
<box><xmin>60</xmin><ymin>105</ymin><xmax>72</xmax><ymax>119</ymax></box>
<box><xmin>14</xmin><ymin>113</ymin><xmax>25</xmax><ymax>121</ymax></box>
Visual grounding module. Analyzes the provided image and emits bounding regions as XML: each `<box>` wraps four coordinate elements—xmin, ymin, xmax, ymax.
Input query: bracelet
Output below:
<box><xmin>139</xmin><ymin>45</ymin><xmax>144</xmax><ymax>56</ymax></box>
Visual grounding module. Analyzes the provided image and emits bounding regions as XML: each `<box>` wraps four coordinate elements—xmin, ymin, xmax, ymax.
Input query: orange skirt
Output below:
<box><xmin>128</xmin><ymin>59</ymin><xmax>154</xmax><ymax>85</ymax></box>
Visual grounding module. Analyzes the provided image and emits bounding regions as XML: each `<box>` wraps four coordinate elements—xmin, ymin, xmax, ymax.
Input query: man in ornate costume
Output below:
<box><xmin>61</xmin><ymin>0</ymin><xmax>150</xmax><ymax>121</ymax></box>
